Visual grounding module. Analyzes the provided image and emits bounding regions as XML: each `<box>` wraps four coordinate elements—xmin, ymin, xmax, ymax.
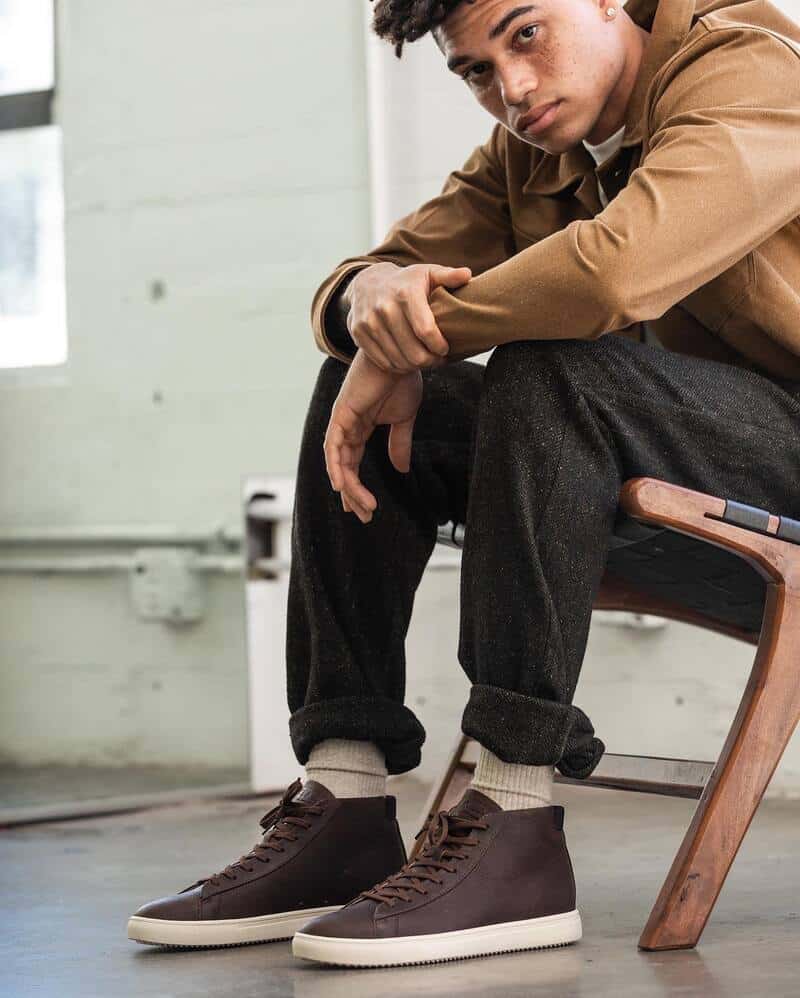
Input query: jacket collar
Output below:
<box><xmin>522</xmin><ymin>0</ymin><xmax>697</xmax><ymax>196</ymax></box>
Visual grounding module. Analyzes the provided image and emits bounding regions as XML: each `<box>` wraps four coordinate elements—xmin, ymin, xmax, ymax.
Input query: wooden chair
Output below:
<box><xmin>414</xmin><ymin>477</ymin><xmax>800</xmax><ymax>951</ymax></box>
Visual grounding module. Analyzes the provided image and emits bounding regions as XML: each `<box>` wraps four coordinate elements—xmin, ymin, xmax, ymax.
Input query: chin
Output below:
<box><xmin>528</xmin><ymin>132</ymin><xmax>573</xmax><ymax>155</ymax></box>
<box><xmin>514</xmin><ymin>129</ymin><xmax>558</xmax><ymax>152</ymax></box>
<box><xmin>520</xmin><ymin>123</ymin><xmax>579</xmax><ymax>156</ymax></box>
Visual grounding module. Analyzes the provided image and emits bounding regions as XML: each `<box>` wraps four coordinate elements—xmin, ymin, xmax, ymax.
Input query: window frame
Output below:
<box><xmin>0</xmin><ymin>89</ymin><xmax>54</xmax><ymax>131</ymax></box>
<box><xmin>0</xmin><ymin>0</ymin><xmax>57</xmax><ymax>131</ymax></box>
<box><xmin>0</xmin><ymin>0</ymin><xmax>67</xmax><ymax>383</ymax></box>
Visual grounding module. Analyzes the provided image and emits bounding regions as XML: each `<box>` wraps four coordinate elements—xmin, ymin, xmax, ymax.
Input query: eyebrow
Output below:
<box><xmin>446</xmin><ymin>4</ymin><xmax>540</xmax><ymax>72</ymax></box>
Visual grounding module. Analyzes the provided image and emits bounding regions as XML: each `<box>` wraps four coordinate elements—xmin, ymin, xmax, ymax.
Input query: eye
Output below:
<box><xmin>515</xmin><ymin>23</ymin><xmax>539</xmax><ymax>45</ymax></box>
<box><xmin>462</xmin><ymin>61</ymin><xmax>490</xmax><ymax>82</ymax></box>
<box><xmin>461</xmin><ymin>24</ymin><xmax>539</xmax><ymax>82</ymax></box>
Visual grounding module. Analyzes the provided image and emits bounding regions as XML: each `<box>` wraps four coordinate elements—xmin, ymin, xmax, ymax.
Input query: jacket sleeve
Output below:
<box><xmin>429</xmin><ymin>25</ymin><xmax>800</xmax><ymax>361</ymax></box>
<box><xmin>309</xmin><ymin>121</ymin><xmax>516</xmax><ymax>363</ymax></box>
<box><xmin>323</xmin><ymin>271</ymin><xmax>360</xmax><ymax>361</ymax></box>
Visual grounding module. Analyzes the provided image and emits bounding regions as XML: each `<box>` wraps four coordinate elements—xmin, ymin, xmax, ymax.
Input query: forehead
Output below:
<box><xmin>434</xmin><ymin>1</ymin><xmax>544</xmax><ymax>51</ymax></box>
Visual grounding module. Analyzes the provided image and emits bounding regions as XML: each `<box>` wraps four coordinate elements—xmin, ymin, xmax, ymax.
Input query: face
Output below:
<box><xmin>433</xmin><ymin>0</ymin><xmax>632</xmax><ymax>154</ymax></box>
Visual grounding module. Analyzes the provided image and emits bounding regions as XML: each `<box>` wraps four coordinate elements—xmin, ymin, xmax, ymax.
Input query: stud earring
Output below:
<box><xmin>606</xmin><ymin>5</ymin><xmax>617</xmax><ymax>15</ymax></box>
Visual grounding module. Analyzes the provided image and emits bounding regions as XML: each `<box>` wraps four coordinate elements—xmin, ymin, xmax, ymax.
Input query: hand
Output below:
<box><xmin>323</xmin><ymin>349</ymin><xmax>423</xmax><ymax>523</ymax></box>
<box><xmin>345</xmin><ymin>261</ymin><xmax>472</xmax><ymax>374</ymax></box>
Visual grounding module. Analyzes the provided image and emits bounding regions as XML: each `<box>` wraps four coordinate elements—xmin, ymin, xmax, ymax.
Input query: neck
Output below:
<box><xmin>585</xmin><ymin>21</ymin><xmax>650</xmax><ymax>145</ymax></box>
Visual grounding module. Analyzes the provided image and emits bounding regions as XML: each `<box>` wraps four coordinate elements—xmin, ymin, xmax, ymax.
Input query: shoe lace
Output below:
<box><xmin>192</xmin><ymin>778</ymin><xmax>325</xmax><ymax>888</ymax></box>
<box><xmin>358</xmin><ymin>809</ymin><xmax>488</xmax><ymax>906</ymax></box>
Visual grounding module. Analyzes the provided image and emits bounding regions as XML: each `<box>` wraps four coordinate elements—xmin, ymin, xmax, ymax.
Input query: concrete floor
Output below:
<box><xmin>2</xmin><ymin>773</ymin><xmax>799</xmax><ymax>998</ymax></box>
<box><xmin>0</xmin><ymin>763</ymin><xmax>248</xmax><ymax>811</ymax></box>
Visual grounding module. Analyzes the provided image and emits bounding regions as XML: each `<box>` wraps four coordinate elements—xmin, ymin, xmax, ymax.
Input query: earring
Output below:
<box><xmin>606</xmin><ymin>5</ymin><xmax>617</xmax><ymax>15</ymax></box>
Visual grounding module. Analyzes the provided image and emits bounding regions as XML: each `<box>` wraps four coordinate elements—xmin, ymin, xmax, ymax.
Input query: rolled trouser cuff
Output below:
<box><xmin>289</xmin><ymin>696</ymin><xmax>426</xmax><ymax>776</ymax></box>
<box><xmin>461</xmin><ymin>684</ymin><xmax>605</xmax><ymax>780</ymax></box>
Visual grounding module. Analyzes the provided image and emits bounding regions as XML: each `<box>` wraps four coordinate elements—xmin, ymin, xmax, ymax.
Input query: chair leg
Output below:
<box><xmin>639</xmin><ymin>583</ymin><xmax>800</xmax><ymax>950</ymax></box>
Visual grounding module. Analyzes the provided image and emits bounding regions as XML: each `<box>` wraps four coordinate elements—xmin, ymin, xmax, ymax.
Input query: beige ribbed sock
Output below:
<box><xmin>470</xmin><ymin>746</ymin><xmax>554</xmax><ymax>810</ymax></box>
<box><xmin>305</xmin><ymin>738</ymin><xmax>388</xmax><ymax>798</ymax></box>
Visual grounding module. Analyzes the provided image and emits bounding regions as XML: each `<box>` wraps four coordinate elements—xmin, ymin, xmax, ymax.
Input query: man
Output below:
<box><xmin>128</xmin><ymin>0</ymin><xmax>800</xmax><ymax>969</ymax></box>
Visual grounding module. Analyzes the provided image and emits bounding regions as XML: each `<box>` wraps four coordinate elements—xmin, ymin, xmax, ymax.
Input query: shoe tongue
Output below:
<box><xmin>448</xmin><ymin>788</ymin><xmax>502</xmax><ymax>820</ymax></box>
<box><xmin>293</xmin><ymin>779</ymin><xmax>336</xmax><ymax>804</ymax></box>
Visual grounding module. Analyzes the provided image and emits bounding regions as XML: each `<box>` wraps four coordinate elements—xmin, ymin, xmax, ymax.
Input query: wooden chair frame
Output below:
<box><xmin>415</xmin><ymin>477</ymin><xmax>800</xmax><ymax>950</ymax></box>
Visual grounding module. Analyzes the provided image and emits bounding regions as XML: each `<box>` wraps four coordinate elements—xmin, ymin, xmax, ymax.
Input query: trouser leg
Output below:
<box><xmin>286</xmin><ymin>355</ymin><xmax>484</xmax><ymax>774</ymax></box>
<box><xmin>458</xmin><ymin>335</ymin><xmax>800</xmax><ymax>779</ymax></box>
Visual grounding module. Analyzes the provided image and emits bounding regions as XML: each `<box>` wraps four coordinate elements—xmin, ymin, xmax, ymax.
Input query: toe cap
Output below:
<box><xmin>300</xmin><ymin>898</ymin><xmax>379</xmax><ymax>939</ymax></box>
<box><xmin>132</xmin><ymin>885</ymin><xmax>203</xmax><ymax>921</ymax></box>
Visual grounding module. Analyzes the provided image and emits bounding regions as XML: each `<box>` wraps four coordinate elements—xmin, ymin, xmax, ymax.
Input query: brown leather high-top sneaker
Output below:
<box><xmin>127</xmin><ymin>778</ymin><xmax>406</xmax><ymax>948</ymax></box>
<box><xmin>293</xmin><ymin>788</ymin><xmax>581</xmax><ymax>967</ymax></box>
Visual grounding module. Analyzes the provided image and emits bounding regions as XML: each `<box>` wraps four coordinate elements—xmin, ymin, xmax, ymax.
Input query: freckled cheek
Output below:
<box><xmin>536</xmin><ymin>41</ymin><xmax>560</xmax><ymax>77</ymax></box>
<box><xmin>539</xmin><ymin>45</ymin><xmax>582</xmax><ymax>103</ymax></box>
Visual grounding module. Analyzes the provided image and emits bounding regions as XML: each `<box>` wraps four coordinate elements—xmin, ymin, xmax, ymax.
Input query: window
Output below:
<box><xmin>0</xmin><ymin>0</ymin><xmax>66</xmax><ymax>368</ymax></box>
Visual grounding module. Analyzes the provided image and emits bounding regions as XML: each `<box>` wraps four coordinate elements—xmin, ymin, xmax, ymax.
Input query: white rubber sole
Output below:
<box><xmin>127</xmin><ymin>904</ymin><xmax>342</xmax><ymax>948</ymax></box>
<box><xmin>292</xmin><ymin>907</ymin><xmax>582</xmax><ymax>968</ymax></box>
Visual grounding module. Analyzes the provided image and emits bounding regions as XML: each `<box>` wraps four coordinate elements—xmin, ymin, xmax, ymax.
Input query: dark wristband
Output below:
<box><xmin>324</xmin><ymin>271</ymin><xmax>361</xmax><ymax>359</ymax></box>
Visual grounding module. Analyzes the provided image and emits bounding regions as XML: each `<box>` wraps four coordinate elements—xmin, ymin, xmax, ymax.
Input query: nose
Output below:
<box><xmin>497</xmin><ymin>60</ymin><xmax>537</xmax><ymax>109</ymax></box>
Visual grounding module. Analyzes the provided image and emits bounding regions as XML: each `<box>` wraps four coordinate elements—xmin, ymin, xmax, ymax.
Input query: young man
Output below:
<box><xmin>128</xmin><ymin>0</ymin><xmax>800</xmax><ymax>968</ymax></box>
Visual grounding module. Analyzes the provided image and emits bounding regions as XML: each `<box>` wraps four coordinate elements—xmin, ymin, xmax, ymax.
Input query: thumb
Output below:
<box><xmin>427</xmin><ymin>265</ymin><xmax>472</xmax><ymax>290</ymax></box>
<box><xmin>387</xmin><ymin>419</ymin><xmax>415</xmax><ymax>474</ymax></box>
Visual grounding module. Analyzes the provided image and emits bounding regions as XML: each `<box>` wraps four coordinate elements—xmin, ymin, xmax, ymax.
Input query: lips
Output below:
<box><xmin>519</xmin><ymin>101</ymin><xmax>559</xmax><ymax>131</ymax></box>
<box><xmin>519</xmin><ymin>101</ymin><xmax>562</xmax><ymax>136</ymax></box>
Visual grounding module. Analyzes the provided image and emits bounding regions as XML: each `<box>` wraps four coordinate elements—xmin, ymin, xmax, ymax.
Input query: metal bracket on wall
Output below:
<box><xmin>129</xmin><ymin>547</ymin><xmax>206</xmax><ymax>624</ymax></box>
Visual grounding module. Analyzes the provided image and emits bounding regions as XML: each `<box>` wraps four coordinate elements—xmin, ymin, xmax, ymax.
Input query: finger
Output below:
<box><xmin>325</xmin><ymin>417</ymin><xmax>364</xmax><ymax>495</ymax></box>
<box><xmin>340</xmin><ymin>487</ymin><xmax>367</xmax><ymax>522</ymax></box>
<box><xmin>335</xmin><ymin>456</ymin><xmax>371</xmax><ymax>522</ymax></box>
<box><xmin>340</xmin><ymin>438</ymin><xmax>378</xmax><ymax>521</ymax></box>
<box><xmin>367</xmin><ymin>313</ymin><xmax>417</xmax><ymax>373</ymax></box>
<box><xmin>343</xmin><ymin>489</ymin><xmax>373</xmax><ymax>523</ymax></box>
<box><xmin>341</xmin><ymin>467</ymin><xmax>377</xmax><ymax>514</ymax></box>
<box><xmin>355</xmin><ymin>328</ymin><xmax>397</xmax><ymax>373</ymax></box>
<box><xmin>340</xmin><ymin>456</ymin><xmax>377</xmax><ymax>513</ymax></box>
<box><xmin>387</xmin><ymin>303</ymin><xmax>441</xmax><ymax>368</ymax></box>
<box><xmin>401</xmin><ymin>293</ymin><xmax>449</xmax><ymax>358</ymax></box>
<box><xmin>323</xmin><ymin>424</ymin><xmax>346</xmax><ymax>493</ymax></box>
<box><xmin>428</xmin><ymin>265</ymin><xmax>472</xmax><ymax>288</ymax></box>
<box><xmin>325</xmin><ymin>415</ymin><xmax>377</xmax><ymax>519</ymax></box>
<box><xmin>350</xmin><ymin>310</ymin><xmax>402</xmax><ymax>372</ymax></box>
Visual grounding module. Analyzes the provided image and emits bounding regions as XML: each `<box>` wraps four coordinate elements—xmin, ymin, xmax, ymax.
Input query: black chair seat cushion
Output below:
<box><xmin>605</xmin><ymin>511</ymin><xmax>766</xmax><ymax>636</ymax></box>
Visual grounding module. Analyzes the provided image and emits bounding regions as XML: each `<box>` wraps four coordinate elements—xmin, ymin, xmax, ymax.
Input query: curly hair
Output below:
<box><xmin>370</xmin><ymin>0</ymin><xmax>476</xmax><ymax>58</ymax></box>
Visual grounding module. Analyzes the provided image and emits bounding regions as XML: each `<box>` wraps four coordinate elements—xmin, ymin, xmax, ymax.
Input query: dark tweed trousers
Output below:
<box><xmin>285</xmin><ymin>334</ymin><xmax>800</xmax><ymax>778</ymax></box>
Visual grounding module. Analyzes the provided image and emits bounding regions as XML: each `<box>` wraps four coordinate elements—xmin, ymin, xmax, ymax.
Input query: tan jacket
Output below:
<box><xmin>310</xmin><ymin>0</ymin><xmax>800</xmax><ymax>380</ymax></box>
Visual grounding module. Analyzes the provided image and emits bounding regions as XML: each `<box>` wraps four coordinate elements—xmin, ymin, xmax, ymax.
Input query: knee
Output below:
<box><xmin>485</xmin><ymin>339</ymin><xmax>577</xmax><ymax>379</ymax></box>
<box><xmin>480</xmin><ymin>341</ymin><xmax>569</xmax><ymax>414</ymax></box>
<box><xmin>476</xmin><ymin>340</ymin><xmax>601</xmax><ymax>441</ymax></box>
<box><xmin>483</xmin><ymin>338</ymin><xmax>612</xmax><ymax>399</ymax></box>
